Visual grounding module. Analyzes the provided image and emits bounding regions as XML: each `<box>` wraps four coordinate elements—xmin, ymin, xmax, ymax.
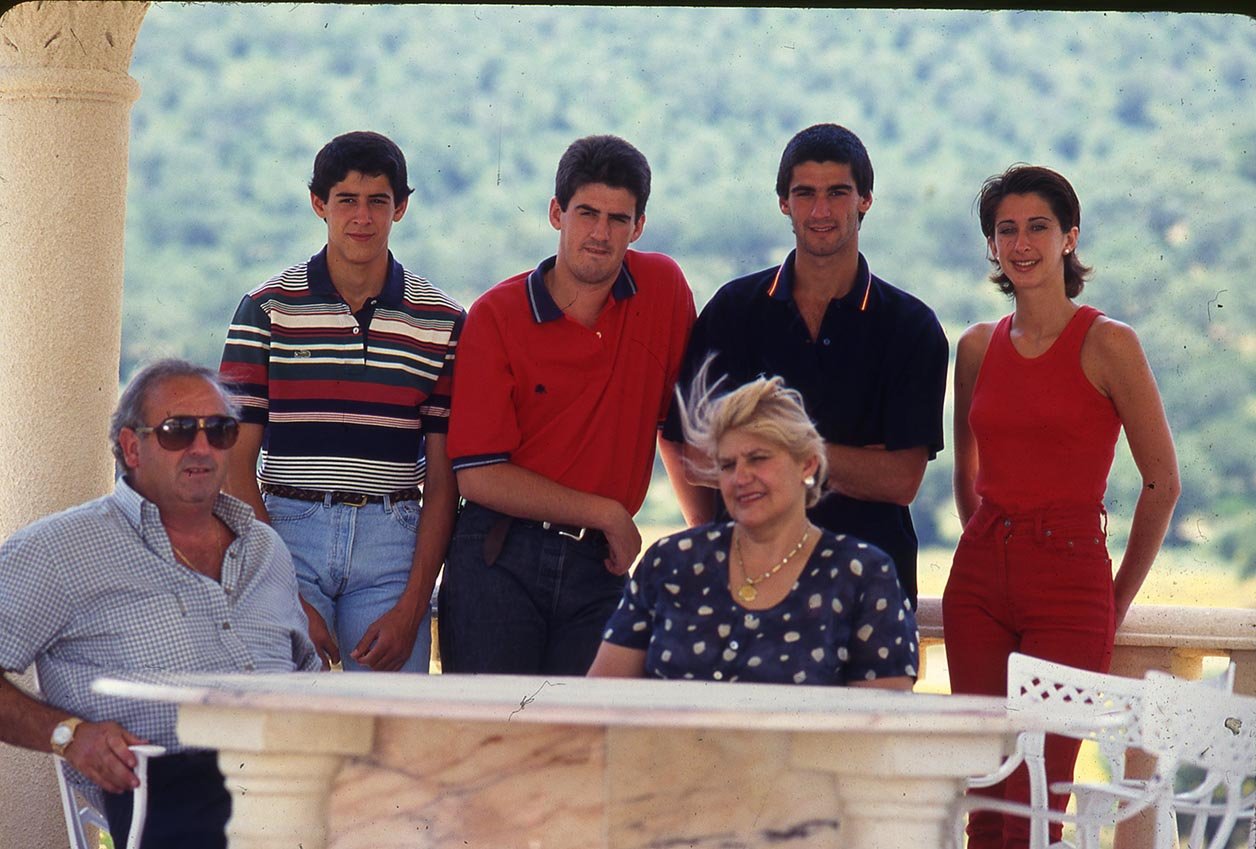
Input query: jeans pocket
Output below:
<box><xmin>263</xmin><ymin>494</ymin><xmax>322</xmax><ymax>523</ymax></box>
<box><xmin>390</xmin><ymin>500</ymin><xmax>421</xmax><ymax>533</ymax></box>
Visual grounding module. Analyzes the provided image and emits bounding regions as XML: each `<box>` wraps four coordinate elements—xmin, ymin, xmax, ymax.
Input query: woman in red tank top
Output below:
<box><xmin>944</xmin><ymin>165</ymin><xmax>1180</xmax><ymax>849</ymax></box>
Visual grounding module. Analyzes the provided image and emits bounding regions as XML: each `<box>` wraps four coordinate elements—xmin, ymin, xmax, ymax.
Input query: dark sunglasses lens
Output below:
<box><xmin>204</xmin><ymin>417</ymin><xmax>240</xmax><ymax>449</ymax></box>
<box><xmin>153</xmin><ymin>417</ymin><xmax>240</xmax><ymax>450</ymax></box>
<box><xmin>154</xmin><ymin>417</ymin><xmax>199</xmax><ymax>450</ymax></box>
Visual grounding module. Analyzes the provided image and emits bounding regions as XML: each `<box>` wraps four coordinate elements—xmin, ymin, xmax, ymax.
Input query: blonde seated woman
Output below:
<box><xmin>589</xmin><ymin>372</ymin><xmax>917</xmax><ymax>688</ymax></box>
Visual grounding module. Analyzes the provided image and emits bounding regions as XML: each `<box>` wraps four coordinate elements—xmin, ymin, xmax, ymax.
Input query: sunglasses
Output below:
<box><xmin>132</xmin><ymin>415</ymin><xmax>240</xmax><ymax>451</ymax></box>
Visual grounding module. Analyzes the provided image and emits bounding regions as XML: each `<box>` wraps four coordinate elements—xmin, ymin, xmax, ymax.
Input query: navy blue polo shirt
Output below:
<box><xmin>662</xmin><ymin>251</ymin><xmax>948</xmax><ymax>605</ymax></box>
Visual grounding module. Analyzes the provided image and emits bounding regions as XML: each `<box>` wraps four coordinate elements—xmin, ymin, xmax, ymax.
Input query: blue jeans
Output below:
<box><xmin>439</xmin><ymin>501</ymin><xmax>625</xmax><ymax>675</ymax></box>
<box><xmin>264</xmin><ymin>493</ymin><xmax>431</xmax><ymax>673</ymax></box>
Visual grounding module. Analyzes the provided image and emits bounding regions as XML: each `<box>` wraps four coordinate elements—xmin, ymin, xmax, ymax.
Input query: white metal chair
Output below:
<box><xmin>956</xmin><ymin>653</ymin><xmax>1150</xmax><ymax>849</ymax></box>
<box><xmin>956</xmin><ymin>654</ymin><xmax>1237</xmax><ymax>849</ymax></box>
<box><xmin>1122</xmin><ymin>671</ymin><xmax>1256</xmax><ymax>849</ymax></box>
<box><xmin>53</xmin><ymin>743</ymin><xmax>166</xmax><ymax>849</ymax></box>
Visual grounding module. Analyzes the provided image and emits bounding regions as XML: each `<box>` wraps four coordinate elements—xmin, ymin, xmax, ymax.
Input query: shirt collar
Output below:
<box><xmin>765</xmin><ymin>250</ymin><xmax>875</xmax><ymax>312</ymax></box>
<box><xmin>112</xmin><ymin>476</ymin><xmax>257</xmax><ymax>541</ymax></box>
<box><xmin>525</xmin><ymin>254</ymin><xmax>639</xmax><ymax>324</ymax></box>
<box><xmin>308</xmin><ymin>246</ymin><xmax>406</xmax><ymax>307</ymax></box>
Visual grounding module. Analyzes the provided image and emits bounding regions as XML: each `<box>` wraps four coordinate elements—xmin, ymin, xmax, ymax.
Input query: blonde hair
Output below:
<box><xmin>676</xmin><ymin>358</ymin><xmax>827</xmax><ymax>508</ymax></box>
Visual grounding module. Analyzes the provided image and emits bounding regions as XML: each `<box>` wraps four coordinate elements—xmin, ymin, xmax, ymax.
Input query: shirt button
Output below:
<box><xmin>822</xmin><ymin>338</ymin><xmax>831</xmax><ymax>346</ymax></box>
<box><xmin>222</xmin><ymin>622</ymin><xmax>232</xmax><ymax>630</ymax></box>
<box><xmin>352</xmin><ymin>327</ymin><xmax>360</xmax><ymax>335</ymax></box>
<box><xmin>1003</xmin><ymin>519</ymin><xmax>1012</xmax><ymax>527</ymax></box>
<box><xmin>729</xmin><ymin>640</ymin><xmax>739</xmax><ymax>650</ymax></box>
<box><xmin>244</xmin><ymin>662</ymin><xmax>255</xmax><ymax>671</ymax></box>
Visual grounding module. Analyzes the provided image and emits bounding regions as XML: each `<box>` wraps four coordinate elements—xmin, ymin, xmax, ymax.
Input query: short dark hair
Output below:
<box><xmin>110</xmin><ymin>359</ymin><xmax>238</xmax><ymax>471</ymax></box>
<box><xmin>776</xmin><ymin>124</ymin><xmax>874</xmax><ymax>211</ymax></box>
<box><xmin>554</xmin><ymin>135</ymin><xmax>651</xmax><ymax>219</ymax></box>
<box><xmin>308</xmin><ymin>131</ymin><xmax>414</xmax><ymax>203</ymax></box>
<box><xmin>977</xmin><ymin>164</ymin><xmax>1092</xmax><ymax>298</ymax></box>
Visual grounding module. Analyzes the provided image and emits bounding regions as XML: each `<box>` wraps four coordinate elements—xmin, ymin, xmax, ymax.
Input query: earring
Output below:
<box><xmin>1064</xmin><ymin>249</ymin><xmax>1071</xmax><ymax>255</ymax></box>
<box><xmin>803</xmin><ymin>475</ymin><xmax>816</xmax><ymax>487</ymax></box>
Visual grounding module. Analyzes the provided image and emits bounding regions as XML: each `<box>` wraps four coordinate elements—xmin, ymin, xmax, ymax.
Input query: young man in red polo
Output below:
<box><xmin>442</xmin><ymin>135</ymin><xmax>695</xmax><ymax>674</ymax></box>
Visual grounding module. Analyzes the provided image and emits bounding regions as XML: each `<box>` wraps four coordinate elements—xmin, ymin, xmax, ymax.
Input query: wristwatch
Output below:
<box><xmin>50</xmin><ymin>717</ymin><xmax>84</xmax><ymax>757</ymax></box>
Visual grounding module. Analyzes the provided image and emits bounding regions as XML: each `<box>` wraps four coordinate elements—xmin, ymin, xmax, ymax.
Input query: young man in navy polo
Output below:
<box><xmin>442</xmin><ymin>135</ymin><xmax>696</xmax><ymax>675</ymax></box>
<box><xmin>220</xmin><ymin>131</ymin><xmax>464</xmax><ymax>673</ymax></box>
<box><xmin>663</xmin><ymin>123</ymin><xmax>948</xmax><ymax>607</ymax></box>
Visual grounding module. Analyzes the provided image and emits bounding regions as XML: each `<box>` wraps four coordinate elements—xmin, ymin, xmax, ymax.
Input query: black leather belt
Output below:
<box><xmin>261</xmin><ymin>483</ymin><xmax>422</xmax><ymax>508</ymax></box>
<box><xmin>481</xmin><ymin>514</ymin><xmax>606</xmax><ymax>566</ymax></box>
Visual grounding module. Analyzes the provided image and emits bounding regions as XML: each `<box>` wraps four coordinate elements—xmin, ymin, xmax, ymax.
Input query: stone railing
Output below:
<box><xmin>916</xmin><ymin>598</ymin><xmax>1256</xmax><ymax>693</ymax></box>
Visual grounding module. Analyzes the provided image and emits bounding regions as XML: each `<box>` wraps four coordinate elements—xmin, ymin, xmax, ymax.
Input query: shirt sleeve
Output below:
<box><xmin>417</xmin><ymin>308</ymin><xmax>465</xmax><ymax>436</ymax></box>
<box><xmin>0</xmin><ymin>530</ymin><xmax>71</xmax><ymax>672</ymax></box>
<box><xmin>600</xmin><ymin>542</ymin><xmax>662</xmax><ymax>650</ymax></box>
<box><xmin>842</xmin><ymin>545</ymin><xmax>920</xmax><ymax>682</ymax></box>
<box><xmin>220</xmin><ymin>293</ymin><xmax>272</xmax><ymax>426</ymax></box>
<box><xmin>447</xmin><ymin>295</ymin><xmax>521</xmax><ymax>471</ymax></box>
<box><xmin>883</xmin><ymin>308</ymin><xmax>949</xmax><ymax>457</ymax></box>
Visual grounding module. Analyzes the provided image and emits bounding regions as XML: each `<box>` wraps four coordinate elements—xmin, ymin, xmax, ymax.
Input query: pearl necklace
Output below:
<box><xmin>733</xmin><ymin>526</ymin><xmax>810</xmax><ymax>603</ymax></box>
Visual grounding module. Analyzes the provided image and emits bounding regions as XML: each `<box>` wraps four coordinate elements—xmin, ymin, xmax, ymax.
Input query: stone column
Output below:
<box><xmin>177</xmin><ymin>708</ymin><xmax>375</xmax><ymax>849</ymax></box>
<box><xmin>0</xmin><ymin>3</ymin><xmax>148</xmax><ymax>847</ymax></box>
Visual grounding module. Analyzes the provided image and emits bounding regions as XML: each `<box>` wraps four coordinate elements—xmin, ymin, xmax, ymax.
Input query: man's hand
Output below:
<box><xmin>301</xmin><ymin>598</ymin><xmax>340</xmax><ymax>670</ymax></box>
<box><xmin>351</xmin><ymin>601</ymin><xmax>426</xmax><ymax>672</ymax></box>
<box><xmin>601</xmin><ymin>504</ymin><xmax>642</xmax><ymax>576</ymax></box>
<box><xmin>63</xmin><ymin>721</ymin><xmax>147</xmax><ymax>794</ymax></box>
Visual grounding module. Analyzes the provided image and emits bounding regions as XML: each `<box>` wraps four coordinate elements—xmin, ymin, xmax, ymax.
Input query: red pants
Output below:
<box><xmin>943</xmin><ymin>501</ymin><xmax>1115</xmax><ymax>849</ymax></box>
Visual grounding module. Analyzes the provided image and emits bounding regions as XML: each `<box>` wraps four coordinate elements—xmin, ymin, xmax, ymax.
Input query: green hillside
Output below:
<box><xmin>121</xmin><ymin>5</ymin><xmax>1256</xmax><ymax>570</ymax></box>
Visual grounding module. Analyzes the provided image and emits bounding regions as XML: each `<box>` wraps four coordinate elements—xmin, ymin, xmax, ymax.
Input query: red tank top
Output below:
<box><xmin>969</xmin><ymin>305</ymin><xmax>1121</xmax><ymax>513</ymax></box>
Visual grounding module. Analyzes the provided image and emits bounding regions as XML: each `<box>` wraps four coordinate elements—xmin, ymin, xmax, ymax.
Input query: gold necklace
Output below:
<box><xmin>733</xmin><ymin>526</ymin><xmax>810</xmax><ymax>603</ymax></box>
<box><xmin>170</xmin><ymin>523</ymin><xmax>224</xmax><ymax>573</ymax></box>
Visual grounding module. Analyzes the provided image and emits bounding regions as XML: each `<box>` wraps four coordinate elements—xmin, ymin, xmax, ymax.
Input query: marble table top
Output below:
<box><xmin>95</xmin><ymin>672</ymin><xmax>1014</xmax><ymax>734</ymax></box>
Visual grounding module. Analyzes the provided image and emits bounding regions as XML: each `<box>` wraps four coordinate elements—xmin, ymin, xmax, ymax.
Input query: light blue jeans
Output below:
<box><xmin>264</xmin><ymin>493</ymin><xmax>431</xmax><ymax>673</ymax></box>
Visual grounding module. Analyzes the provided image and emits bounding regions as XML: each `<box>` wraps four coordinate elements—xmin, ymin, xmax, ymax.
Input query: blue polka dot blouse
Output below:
<box><xmin>602</xmin><ymin>522</ymin><xmax>919</xmax><ymax>685</ymax></box>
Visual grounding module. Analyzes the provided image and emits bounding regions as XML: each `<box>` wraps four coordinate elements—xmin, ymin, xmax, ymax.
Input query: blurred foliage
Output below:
<box><xmin>122</xmin><ymin>5</ymin><xmax>1256</xmax><ymax>571</ymax></box>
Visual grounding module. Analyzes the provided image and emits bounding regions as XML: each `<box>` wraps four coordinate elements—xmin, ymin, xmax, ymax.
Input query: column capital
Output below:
<box><xmin>0</xmin><ymin>0</ymin><xmax>148</xmax><ymax>74</ymax></box>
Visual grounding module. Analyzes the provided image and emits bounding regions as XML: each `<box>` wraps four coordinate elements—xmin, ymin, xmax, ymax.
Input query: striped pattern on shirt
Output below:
<box><xmin>221</xmin><ymin>248</ymin><xmax>464</xmax><ymax>495</ymax></box>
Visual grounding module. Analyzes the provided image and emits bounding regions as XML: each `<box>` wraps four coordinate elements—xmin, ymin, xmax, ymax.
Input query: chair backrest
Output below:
<box><xmin>1142</xmin><ymin>671</ymin><xmax>1256</xmax><ymax>781</ymax></box>
<box><xmin>1006</xmin><ymin>652</ymin><xmax>1145</xmax><ymax>773</ymax></box>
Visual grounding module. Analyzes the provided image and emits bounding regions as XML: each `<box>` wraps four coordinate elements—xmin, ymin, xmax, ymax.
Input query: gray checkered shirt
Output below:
<box><xmin>0</xmin><ymin>478</ymin><xmax>320</xmax><ymax>754</ymax></box>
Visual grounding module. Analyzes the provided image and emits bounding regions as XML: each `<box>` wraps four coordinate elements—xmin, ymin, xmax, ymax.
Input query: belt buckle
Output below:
<box><xmin>543</xmin><ymin>521</ymin><xmax>587</xmax><ymax>542</ymax></box>
<box><xmin>341</xmin><ymin>492</ymin><xmax>370</xmax><ymax>508</ymax></box>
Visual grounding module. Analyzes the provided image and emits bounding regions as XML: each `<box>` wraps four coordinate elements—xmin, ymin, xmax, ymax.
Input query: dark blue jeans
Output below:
<box><xmin>103</xmin><ymin>750</ymin><xmax>229</xmax><ymax>849</ymax></box>
<box><xmin>439</xmin><ymin>501</ymin><xmax>626</xmax><ymax>675</ymax></box>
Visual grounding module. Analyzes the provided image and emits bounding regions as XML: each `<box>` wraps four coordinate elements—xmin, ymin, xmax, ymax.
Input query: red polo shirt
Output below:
<box><xmin>448</xmin><ymin>250</ymin><xmax>695</xmax><ymax>515</ymax></box>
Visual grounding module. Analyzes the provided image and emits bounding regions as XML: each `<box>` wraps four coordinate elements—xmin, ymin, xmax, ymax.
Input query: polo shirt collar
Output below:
<box><xmin>308</xmin><ymin>246</ymin><xmax>406</xmax><ymax>307</ymax></box>
<box><xmin>525</xmin><ymin>255</ymin><xmax>639</xmax><ymax>324</ymax></box>
<box><xmin>765</xmin><ymin>250</ymin><xmax>875</xmax><ymax>312</ymax></box>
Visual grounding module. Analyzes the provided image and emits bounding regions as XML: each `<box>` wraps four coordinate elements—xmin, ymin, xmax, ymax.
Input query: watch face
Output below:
<box><xmin>52</xmin><ymin>723</ymin><xmax>74</xmax><ymax>746</ymax></box>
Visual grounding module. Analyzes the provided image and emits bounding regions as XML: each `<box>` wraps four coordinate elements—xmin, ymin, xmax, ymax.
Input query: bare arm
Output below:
<box><xmin>353</xmin><ymin>433</ymin><xmax>459</xmax><ymax>671</ymax></box>
<box><xmin>824</xmin><ymin>444</ymin><xmax>929</xmax><ymax>506</ymax></box>
<box><xmin>223</xmin><ymin>422</ymin><xmax>268</xmax><ymax>523</ymax></box>
<box><xmin>586</xmin><ymin>642</ymin><xmax>648</xmax><ymax>678</ymax></box>
<box><xmin>1087</xmin><ymin>321</ymin><xmax>1180</xmax><ymax>630</ymax></box>
<box><xmin>659</xmin><ymin>436</ymin><xmax>714</xmax><ymax>526</ymax></box>
<box><xmin>0</xmin><ymin>674</ymin><xmax>145</xmax><ymax>793</ymax></box>
<box><xmin>457</xmin><ymin>463</ymin><xmax>642</xmax><ymax>575</ymax></box>
<box><xmin>952</xmin><ymin>324</ymin><xmax>995</xmax><ymax>527</ymax></box>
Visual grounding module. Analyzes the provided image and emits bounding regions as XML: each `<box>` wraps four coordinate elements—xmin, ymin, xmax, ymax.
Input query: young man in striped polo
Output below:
<box><xmin>220</xmin><ymin>131</ymin><xmax>463</xmax><ymax>673</ymax></box>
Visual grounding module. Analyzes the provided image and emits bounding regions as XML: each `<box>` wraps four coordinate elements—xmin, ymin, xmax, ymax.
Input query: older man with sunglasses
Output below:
<box><xmin>0</xmin><ymin>358</ymin><xmax>319</xmax><ymax>849</ymax></box>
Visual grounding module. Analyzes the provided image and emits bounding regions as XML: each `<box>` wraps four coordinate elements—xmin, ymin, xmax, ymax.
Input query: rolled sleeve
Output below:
<box><xmin>0</xmin><ymin>531</ymin><xmax>70</xmax><ymax>671</ymax></box>
<box><xmin>447</xmin><ymin>297</ymin><xmax>521</xmax><ymax>468</ymax></box>
<box><xmin>220</xmin><ymin>294</ymin><xmax>272</xmax><ymax>426</ymax></box>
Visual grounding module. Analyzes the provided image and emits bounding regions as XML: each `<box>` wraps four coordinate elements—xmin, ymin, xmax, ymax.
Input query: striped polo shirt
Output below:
<box><xmin>220</xmin><ymin>248</ymin><xmax>464</xmax><ymax>495</ymax></box>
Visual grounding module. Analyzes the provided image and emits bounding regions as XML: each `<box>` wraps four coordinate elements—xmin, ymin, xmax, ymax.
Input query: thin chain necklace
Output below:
<box><xmin>170</xmin><ymin>523</ymin><xmax>225</xmax><ymax>575</ymax></box>
<box><xmin>733</xmin><ymin>525</ymin><xmax>810</xmax><ymax>603</ymax></box>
